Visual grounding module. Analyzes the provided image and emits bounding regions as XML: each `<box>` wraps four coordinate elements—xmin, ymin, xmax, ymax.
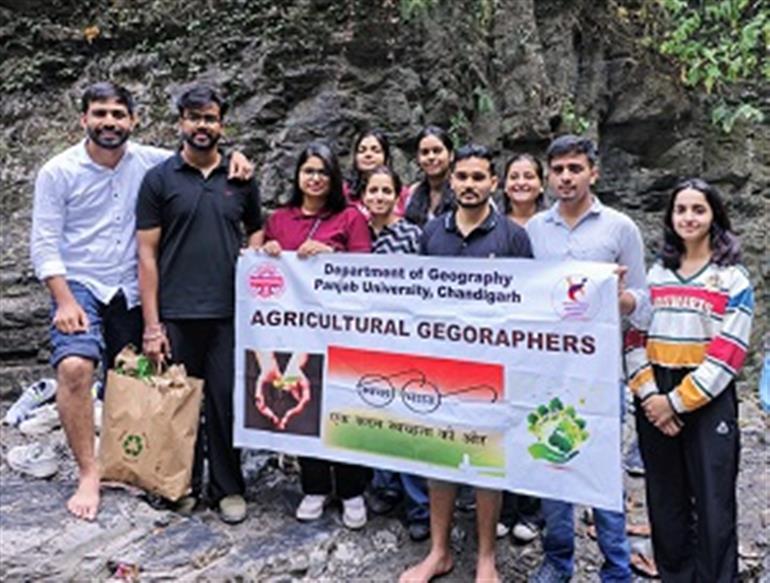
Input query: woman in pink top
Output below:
<box><xmin>261</xmin><ymin>142</ymin><xmax>371</xmax><ymax>529</ymax></box>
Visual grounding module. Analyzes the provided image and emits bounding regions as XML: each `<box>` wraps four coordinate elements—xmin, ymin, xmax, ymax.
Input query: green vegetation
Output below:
<box><xmin>116</xmin><ymin>354</ymin><xmax>155</xmax><ymax>381</ymax></box>
<box><xmin>646</xmin><ymin>0</ymin><xmax>768</xmax><ymax>132</ymax></box>
<box><xmin>560</xmin><ymin>99</ymin><xmax>591</xmax><ymax>135</ymax></box>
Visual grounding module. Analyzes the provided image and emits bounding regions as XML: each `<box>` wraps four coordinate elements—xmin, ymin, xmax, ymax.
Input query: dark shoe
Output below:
<box><xmin>367</xmin><ymin>491</ymin><xmax>399</xmax><ymax>515</ymax></box>
<box><xmin>172</xmin><ymin>495</ymin><xmax>198</xmax><ymax>516</ymax></box>
<box><xmin>454</xmin><ymin>487</ymin><xmax>476</xmax><ymax>512</ymax></box>
<box><xmin>218</xmin><ymin>494</ymin><xmax>247</xmax><ymax>524</ymax></box>
<box><xmin>407</xmin><ymin>521</ymin><xmax>430</xmax><ymax>542</ymax></box>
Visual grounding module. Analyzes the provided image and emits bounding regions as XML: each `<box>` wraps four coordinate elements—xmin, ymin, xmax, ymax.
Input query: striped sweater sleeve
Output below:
<box><xmin>624</xmin><ymin>327</ymin><xmax>658</xmax><ymax>400</ymax></box>
<box><xmin>623</xmin><ymin>264</ymin><xmax>658</xmax><ymax>400</ymax></box>
<box><xmin>668</xmin><ymin>268</ymin><xmax>754</xmax><ymax>414</ymax></box>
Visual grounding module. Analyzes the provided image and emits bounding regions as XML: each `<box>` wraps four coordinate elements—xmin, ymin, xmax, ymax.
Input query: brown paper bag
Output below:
<box><xmin>100</xmin><ymin>351</ymin><xmax>203</xmax><ymax>501</ymax></box>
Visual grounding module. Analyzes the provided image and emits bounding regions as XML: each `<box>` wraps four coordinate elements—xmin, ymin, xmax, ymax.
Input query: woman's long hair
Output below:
<box><xmin>661</xmin><ymin>178</ymin><xmax>742</xmax><ymax>270</ymax></box>
<box><xmin>501</xmin><ymin>153</ymin><xmax>546</xmax><ymax>215</ymax></box>
<box><xmin>347</xmin><ymin>128</ymin><xmax>391</xmax><ymax>201</ymax></box>
<box><xmin>288</xmin><ymin>142</ymin><xmax>347</xmax><ymax>214</ymax></box>
<box><xmin>404</xmin><ymin>125</ymin><xmax>455</xmax><ymax>226</ymax></box>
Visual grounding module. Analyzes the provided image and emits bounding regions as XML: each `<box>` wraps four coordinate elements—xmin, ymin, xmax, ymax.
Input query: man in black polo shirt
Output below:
<box><xmin>401</xmin><ymin>145</ymin><xmax>532</xmax><ymax>583</ymax></box>
<box><xmin>136</xmin><ymin>85</ymin><xmax>261</xmax><ymax>524</ymax></box>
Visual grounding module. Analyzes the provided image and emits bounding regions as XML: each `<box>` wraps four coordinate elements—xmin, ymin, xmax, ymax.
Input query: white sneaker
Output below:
<box><xmin>342</xmin><ymin>495</ymin><xmax>367</xmax><ymax>529</ymax></box>
<box><xmin>296</xmin><ymin>495</ymin><xmax>327</xmax><ymax>521</ymax></box>
<box><xmin>4</xmin><ymin>379</ymin><xmax>57</xmax><ymax>426</ymax></box>
<box><xmin>18</xmin><ymin>403</ymin><xmax>60</xmax><ymax>435</ymax></box>
<box><xmin>6</xmin><ymin>443</ymin><xmax>58</xmax><ymax>478</ymax></box>
<box><xmin>512</xmin><ymin>520</ymin><xmax>539</xmax><ymax>543</ymax></box>
<box><xmin>496</xmin><ymin>522</ymin><xmax>511</xmax><ymax>538</ymax></box>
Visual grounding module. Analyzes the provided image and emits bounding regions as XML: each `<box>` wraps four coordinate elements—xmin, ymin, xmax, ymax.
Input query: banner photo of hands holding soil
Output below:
<box><xmin>234</xmin><ymin>251</ymin><xmax>623</xmax><ymax>511</ymax></box>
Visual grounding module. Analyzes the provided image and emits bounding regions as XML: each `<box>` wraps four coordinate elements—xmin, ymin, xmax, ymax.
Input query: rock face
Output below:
<box><xmin>0</xmin><ymin>0</ymin><xmax>767</xmax><ymax>393</ymax></box>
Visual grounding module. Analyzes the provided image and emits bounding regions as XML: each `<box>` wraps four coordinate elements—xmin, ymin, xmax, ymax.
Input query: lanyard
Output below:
<box><xmin>306</xmin><ymin>216</ymin><xmax>323</xmax><ymax>241</ymax></box>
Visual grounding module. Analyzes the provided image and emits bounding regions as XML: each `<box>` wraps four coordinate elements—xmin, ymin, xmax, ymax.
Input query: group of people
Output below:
<box><xmin>30</xmin><ymin>80</ymin><xmax>754</xmax><ymax>583</ymax></box>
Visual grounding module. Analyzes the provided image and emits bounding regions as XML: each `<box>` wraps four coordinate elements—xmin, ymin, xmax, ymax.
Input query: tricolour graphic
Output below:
<box><xmin>324</xmin><ymin>346</ymin><xmax>505</xmax><ymax>475</ymax></box>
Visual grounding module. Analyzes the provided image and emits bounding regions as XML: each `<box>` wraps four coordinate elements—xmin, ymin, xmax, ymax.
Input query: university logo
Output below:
<box><xmin>248</xmin><ymin>263</ymin><xmax>285</xmax><ymax>299</ymax></box>
<box><xmin>551</xmin><ymin>274</ymin><xmax>600</xmax><ymax>320</ymax></box>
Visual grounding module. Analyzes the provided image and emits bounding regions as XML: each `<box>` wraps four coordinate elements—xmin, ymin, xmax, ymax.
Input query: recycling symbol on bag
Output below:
<box><xmin>122</xmin><ymin>434</ymin><xmax>143</xmax><ymax>457</ymax></box>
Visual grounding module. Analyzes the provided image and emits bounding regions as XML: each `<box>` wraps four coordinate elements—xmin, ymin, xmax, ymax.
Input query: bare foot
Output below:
<box><xmin>475</xmin><ymin>556</ymin><xmax>499</xmax><ymax>583</ymax></box>
<box><xmin>67</xmin><ymin>471</ymin><xmax>100</xmax><ymax>521</ymax></box>
<box><xmin>399</xmin><ymin>550</ymin><xmax>454</xmax><ymax>583</ymax></box>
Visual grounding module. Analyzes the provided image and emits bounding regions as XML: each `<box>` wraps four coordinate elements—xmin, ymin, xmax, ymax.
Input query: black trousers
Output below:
<box><xmin>166</xmin><ymin>319</ymin><xmax>244</xmax><ymax>502</ymax></box>
<box><xmin>103</xmin><ymin>291</ymin><xmax>144</xmax><ymax>370</ymax></box>
<box><xmin>299</xmin><ymin>456</ymin><xmax>370</xmax><ymax>500</ymax></box>
<box><xmin>500</xmin><ymin>492</ymin><xmax>541</xmax><ymax>527</ymax></box>
<box><xmin>636</xmin><ymin>367</ymin><xmax>739</xmax><ymax>583</ymax></box>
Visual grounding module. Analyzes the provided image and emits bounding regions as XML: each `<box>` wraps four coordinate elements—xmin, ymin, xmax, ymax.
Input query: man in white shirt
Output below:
<box><xmin>30</xmin><ymin>81</ymin><xmax>251</xmax><ymax>520</ymax></box>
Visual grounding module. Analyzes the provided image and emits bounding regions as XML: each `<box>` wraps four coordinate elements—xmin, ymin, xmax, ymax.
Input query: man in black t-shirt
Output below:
<box><xmin>136</xmin><ymin>85</ymin><xmax>261</xmax><ymax>524</ymax></box>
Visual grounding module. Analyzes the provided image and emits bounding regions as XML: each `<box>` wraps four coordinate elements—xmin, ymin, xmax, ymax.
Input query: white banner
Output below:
<box><xmin>234</xmin><ymin>251</ymin><xmax>623</xmax><ymax>511</ymax></box>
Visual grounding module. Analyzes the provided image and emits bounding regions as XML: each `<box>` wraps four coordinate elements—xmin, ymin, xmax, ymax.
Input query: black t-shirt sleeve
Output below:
<box><xmin>135</xmin><ymin>168</ymin><xmax>163</xmax><ymax>230</ymax></box>
<box><xmin>242</xmin><ymin>178</ymin><xmax>262</xmax><ymax>235</ymax></box>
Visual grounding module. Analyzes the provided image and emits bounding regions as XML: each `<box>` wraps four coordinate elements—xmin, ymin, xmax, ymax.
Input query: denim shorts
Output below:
<box><xmin>49</xmin><ymin>280</ymin><xmax>142</xmax><ymax>370</ymax></box>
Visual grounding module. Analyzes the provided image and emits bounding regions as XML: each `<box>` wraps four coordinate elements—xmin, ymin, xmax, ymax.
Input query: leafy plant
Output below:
<box><xmin>448</xmin><ymin>111</ymin><xmax>471</xmax><ymax>148</ymax></box>
<box><xmin>711</xmin><ymin>100</ymin><xmax>765</xmax><ymax>132</ymax></box>
<box><xmin>651</xmin><ymin>0</ymin><xmax>768</xmax><ymax>132</ymax></box>
<box><xmin>561</xmin><ymin>99</ymin><xmax>590</xmax><ymax>134</ymax></box>
<box><xmin>399</xmin><ymin>0</ymin><xmax>439</xmax><ymax>22</ymax></box>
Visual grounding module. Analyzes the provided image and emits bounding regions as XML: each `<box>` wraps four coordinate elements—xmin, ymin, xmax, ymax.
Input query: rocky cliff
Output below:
<box><xmin>1</xmin><ymin>0</ymin><xmax>767</xmax><ymax>394</ymax></box>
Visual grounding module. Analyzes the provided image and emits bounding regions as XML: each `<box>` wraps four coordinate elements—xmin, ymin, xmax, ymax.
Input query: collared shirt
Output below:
<box><xmin>30</xmin><ymin>140</ymin><xmax>172</xmax><ymax>308</ymax></box>
<box><xmin>420</xmin><ymin>207</ymin><xmax>533</xmax><ymax>259</ymax></box>
<box><xmin>136</xmin><ymin>152</ymin><xmax>262</xmax><ymax>319</ymax></box>
<box><xmin>371</xmin><ymin>219</ymin><xmax>421</xmax><ymax>255</ymax></box>
<box><xmin>526</xmin><ymin>196</ymin><xmax>648</xmax><ymax>325</ymax></box>
<box><xmin>264</xmin><ymin>205</ymin><xmax>372</xmax><ymax>253</ymax></box>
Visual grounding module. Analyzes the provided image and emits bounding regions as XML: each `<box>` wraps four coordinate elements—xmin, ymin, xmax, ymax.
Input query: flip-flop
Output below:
<box><xmin>630</xmin><ymin>551</ymin><xmax>659</xmax><ymax>578</ymax></box>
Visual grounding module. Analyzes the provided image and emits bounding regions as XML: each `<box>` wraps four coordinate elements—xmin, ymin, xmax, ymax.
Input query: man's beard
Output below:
<box><xmin>183</xmin><ymin>129</ymin><xmax>220</xmax><ymax>151</ymax></box>
<box><xmin>87</xmin><ymin>126</ymin><xmax>129</xmax><ymax>149</ymax></box>
<box><xmin>455</xmin><ymin>191</ymin><xmax>490</xmax><ymax>209</ymax></box>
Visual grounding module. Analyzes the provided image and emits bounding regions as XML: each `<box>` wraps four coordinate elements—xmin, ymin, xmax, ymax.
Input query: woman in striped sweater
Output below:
<box><xmin>625</xmin><ymin>178</ymin><xmax>754</xmax><ymax>582</ymax></box>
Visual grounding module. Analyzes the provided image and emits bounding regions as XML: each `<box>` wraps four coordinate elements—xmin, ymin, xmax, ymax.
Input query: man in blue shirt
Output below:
<box><xmin>526</xmin><ymin>135</ymin><xmax>644</xmax><ymax>583</ymax></box>
<box><xmin>401</xmin><ymin>144</ymin><xmax>532</xmax><ymax>583</ymax></box>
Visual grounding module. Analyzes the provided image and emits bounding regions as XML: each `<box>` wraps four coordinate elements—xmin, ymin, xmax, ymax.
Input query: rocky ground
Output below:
<box><xmin>0</xmin><ymin>385</ymin><xmax>767</xmax><ymax>582</ymax></box>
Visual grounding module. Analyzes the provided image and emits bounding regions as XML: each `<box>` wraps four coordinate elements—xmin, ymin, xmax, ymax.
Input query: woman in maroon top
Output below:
<box><xmin>261</xmin><ymin>142</ymin><xmax>371</xmax><ymax>529</ymax></box>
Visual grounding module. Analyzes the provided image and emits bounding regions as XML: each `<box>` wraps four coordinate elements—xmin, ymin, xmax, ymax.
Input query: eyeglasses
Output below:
<box><xmin>301</xmin><ymin>168</ymin><xmax>330</xmax><ymax>179</ymax></box>
<box><xmin>183</xmin><ymin>113</ymin><xmax>221</xmax><ymax>125</ymax></box>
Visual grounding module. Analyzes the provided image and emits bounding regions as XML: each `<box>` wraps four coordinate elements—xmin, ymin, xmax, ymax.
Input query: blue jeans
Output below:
<box><xmin>540</xmin><ymin>382</ymin><xmax>631</xmax><ymax>582</ymax></box>
<box><xmin>541</xmin><ymin>499</ymin><xmax>631</xmax><ymax>581</ymax></box>
<box><xmin>372</xmin><ymin>470</ymin><xmax>429</xmax><ymax>524</ymax></box>
<box><xmin>49</xmin><ymin>280</ymin><xmax>142</xmax><ymax>373</ymax></box>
